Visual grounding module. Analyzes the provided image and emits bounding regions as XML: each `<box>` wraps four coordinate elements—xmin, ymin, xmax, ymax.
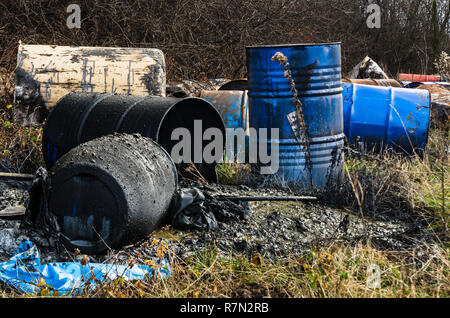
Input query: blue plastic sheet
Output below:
<box><xmin>0</xmin><ymin>241</ymin><xmax>169</xmax><ymax>296</ymax></box>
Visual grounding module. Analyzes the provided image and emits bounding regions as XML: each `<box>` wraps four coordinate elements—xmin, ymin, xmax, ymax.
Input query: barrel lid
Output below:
<box><xmin>49</xmin><ymin>164</ymin><xmax>128</xmax><ymax>254</ymax></box>
<box><xmin>246</xmin><ymin>42</ymin><xmax>341</xmax><ymax>49</ymax></box>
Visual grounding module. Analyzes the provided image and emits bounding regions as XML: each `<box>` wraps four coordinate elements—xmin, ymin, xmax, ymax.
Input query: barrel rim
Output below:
<box><xmin>155</xmin><ymin>96</ymin><xmax>227</xmax><ymax>146</ymax></box>
<box><xmin>156</xmin><ymin>96</ymin><xmax>226</xmax><ymax>183</ymax></box>
<box><xmin>245</xmin><ymin>42</ymin><xmax>341</xmax><ymax>49</ymax></box>
<box><xmin>218</xmin><ymin>78</ymin><xmax>248</xmax><ymax>91</ymax></box>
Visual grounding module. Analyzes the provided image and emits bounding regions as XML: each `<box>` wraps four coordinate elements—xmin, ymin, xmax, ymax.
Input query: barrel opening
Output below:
<box><xmin>246</xmin><ymin>42</ymin><xmax>341</xmax><ymax>49</ymax></box>
<box><xmin>156</xmin><ymin>98</ymin><xmax>226</xmax><ymax>181</ymax></box>
<box><xmin>218</xmin><ymin>79</ymin><xmax>248</xmax><ymax>91</ymax></box>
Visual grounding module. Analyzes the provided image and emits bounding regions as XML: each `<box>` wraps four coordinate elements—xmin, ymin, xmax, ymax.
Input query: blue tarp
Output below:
<box><xmin>0</xmin><ymin>241</ymin><xmax>169</xmax><ymax>296</ymax></box>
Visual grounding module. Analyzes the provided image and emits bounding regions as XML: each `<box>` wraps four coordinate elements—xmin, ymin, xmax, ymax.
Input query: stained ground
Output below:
<box><xmin>0</xmin><ymin>175</ymin><xmax>436</xmax><ymax>265</ymax></box>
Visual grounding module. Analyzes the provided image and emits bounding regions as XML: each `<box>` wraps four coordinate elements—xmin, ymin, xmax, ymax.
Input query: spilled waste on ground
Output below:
<box><xmin>0</xmin><ymin>173</ymin><xmax>438</xmax><ymax>264</ymax></box>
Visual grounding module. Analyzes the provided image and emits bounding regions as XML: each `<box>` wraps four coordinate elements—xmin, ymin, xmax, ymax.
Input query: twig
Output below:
<box><xmin>271</xmin><ymin>52</ymin><xmax>313</xmax><ymax>178</ymax></box>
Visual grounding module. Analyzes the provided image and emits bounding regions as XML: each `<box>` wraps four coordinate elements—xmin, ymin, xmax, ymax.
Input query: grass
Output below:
<box><xmin>216</xmin><ymin>161</ymin><xmax>252</xmax><ymax>185</ymax></box>
<box><xmin>82</xmin><ymin>240</ymin><xmax>448</xmax><ymax>298</ymax></box>
<box><xmin>1</xmin><ymin>240</ymin><xmax>448</xmax><ymax>298</ymax></box>
<box><xmin>0</xmin><ymin>104</ymin><xmax>44</xmax><ymax>173</ymax></box>
<box><xmin>340</xmin><ymin>130</ymin><xmax>449</xmax><ymax>234</ymax></box>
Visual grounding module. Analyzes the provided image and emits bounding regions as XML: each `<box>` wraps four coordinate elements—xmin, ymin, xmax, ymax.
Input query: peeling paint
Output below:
<box><xmin>15</xmin><ymin>43</ymin><xmax>166</xmax><ymax>112</ymax></box>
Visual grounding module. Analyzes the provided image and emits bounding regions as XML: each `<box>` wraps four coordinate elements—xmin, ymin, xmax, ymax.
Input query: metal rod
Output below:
<box><xmin>0</xmin><ymin>172</ymin><xmax>34</xmax><ymax>181</ymax></box>
<box><xmin>0</xmin><ymin>206</ymin><xmax>26</xmax><ymax>217</ymax></box>
<box><xmin>215</xmin><ymin>195</ymin><xmax>317</xmax><ymax>202</ymax></box>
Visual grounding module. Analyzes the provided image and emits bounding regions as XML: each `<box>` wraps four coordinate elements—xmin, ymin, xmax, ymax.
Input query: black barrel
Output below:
<box><xmin>218</xmin><ymin>79</ymin><xmax>248</xmax><ymax>91</ymax></box>
<box><xmin>48</xmin><ymin>133</ymin><xmax>178</xmax><ymax>254</ymax></box>
<box><xmin>43</xmin><ymin>92</ymin><xmax>226</xmax><ymax>182</ymax></box>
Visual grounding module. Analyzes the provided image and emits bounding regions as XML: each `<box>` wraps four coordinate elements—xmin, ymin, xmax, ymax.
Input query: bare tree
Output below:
<box><xmin>0</xmin><ymin>0</ymin><xmax>449</xmax><ymax>98</ymax></box>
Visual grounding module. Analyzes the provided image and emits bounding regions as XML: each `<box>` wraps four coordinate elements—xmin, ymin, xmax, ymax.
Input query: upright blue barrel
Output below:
<box><xmin>246</xmin><ymin>43</ymin><xmax>344</xmax><ymax>188</ymax></box>
<box><xmin>342</xmin><ymin>83</ymin><xmax>431</xmax><ymax>155</ymax></box>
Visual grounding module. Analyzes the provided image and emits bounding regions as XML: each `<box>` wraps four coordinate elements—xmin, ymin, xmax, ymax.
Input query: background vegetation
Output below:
<box><xmin>0</xmin><ymin>0</ymin><xmax>449</xmax><ymax>87</ymax></box>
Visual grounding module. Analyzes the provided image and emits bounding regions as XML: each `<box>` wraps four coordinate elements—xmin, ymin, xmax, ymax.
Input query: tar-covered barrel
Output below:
<box><xmin>48</xmin><ymin>133</ymin><xmax>178</xmax><ymax>254</ymax></box>
<box><xmin>246</xmin><ymin>43</ymin><xmax>344</xmax><ymax>188</ymax></box>
<box><xmin>42</xmin><ymin>92</ymin><xmax>225</xmax><ymax>182</ymax></box>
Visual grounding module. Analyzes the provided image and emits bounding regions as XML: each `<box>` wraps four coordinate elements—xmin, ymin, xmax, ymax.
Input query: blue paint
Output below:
<box><xmin>46</xmin><ymin>142</ymin><xmax>58</xmax><ymax>167</ymax></box>
<box><xmin>72</xmin><ymin>201</ymin><xmax>77</xmax><ymax>217</ymax></box>
<box><xmin>146</xmin><ymin>124</ymin><xmax>152</xmax><ymax>138</ymax></box>
<box><xmin>52</xmin><ymin>145</ymin><xmax>57</xmax><ymax>166</ymax></box>
<box><xmin>89</xmin><ymin>66</ymin><xmax>94</xmax><ymax>92</ymax></box>
<box><xmin>81</xmin><ymin>58</ymin><xmax>88</xmax><ymax>92</ymax></box>
<box><xmin>104</xmin><ymin>67</ymin><xmax>108</xmax><ymax>92</ymax></box>
<box><xmin>45</xmin><ymin>142</ymin><xmax>51</xmax><ymax>166</ymax></box>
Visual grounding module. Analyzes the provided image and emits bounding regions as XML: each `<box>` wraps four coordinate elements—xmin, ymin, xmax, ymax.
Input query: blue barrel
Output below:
<box><xmin>403</xmin><ymin>81</ymin><xmax>450</xmax><ymax>89</ymax></box>
<box><xmin>200</xmin><ymin>90</ymin><xmax>250</xmax><ymax>162</ymax></box>
<box><xmin>246</xmin><ymin>43</ymin><xmax>344</xmax><ymax>188</ymax></box>
<box><xmin>342</xmin><ymin>83</ymin><xmax>431</xmax><ymax>155</ymax></box>
<box><xmin>200</xmin><ymin>90</ymin><xmax>249</xmax><ymax>133</ymax></box>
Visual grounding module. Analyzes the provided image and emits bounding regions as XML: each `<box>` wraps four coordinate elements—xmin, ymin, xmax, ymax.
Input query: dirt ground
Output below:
<box><xmin>0</xmin><ymin>176</ymin><xmax>437</xmax><ymax>265</ymax></box>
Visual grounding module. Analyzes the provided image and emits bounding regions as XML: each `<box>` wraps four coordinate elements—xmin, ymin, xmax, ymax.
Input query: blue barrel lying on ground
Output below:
<box><xmin>342</xmin><ymin>83</ymin><xmax>431</xmax><ymax>155</ymax></box>
<box><xmin>246</xmin><ymin>42</ymin><xmax>345</xmax><ymax>188</ymax></box>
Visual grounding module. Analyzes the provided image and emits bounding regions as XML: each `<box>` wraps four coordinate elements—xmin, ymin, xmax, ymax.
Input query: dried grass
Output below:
<box><xmin>83</xmin><ymin>241</ymin><xmax>449</xmax><ymax>298</ymax></box>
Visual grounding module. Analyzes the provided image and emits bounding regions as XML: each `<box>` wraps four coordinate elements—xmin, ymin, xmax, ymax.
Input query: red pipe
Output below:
<box><xmin>398</xmin><ymin>73</ymin><xmax>441</xmax><ymax>82</ymax></box>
